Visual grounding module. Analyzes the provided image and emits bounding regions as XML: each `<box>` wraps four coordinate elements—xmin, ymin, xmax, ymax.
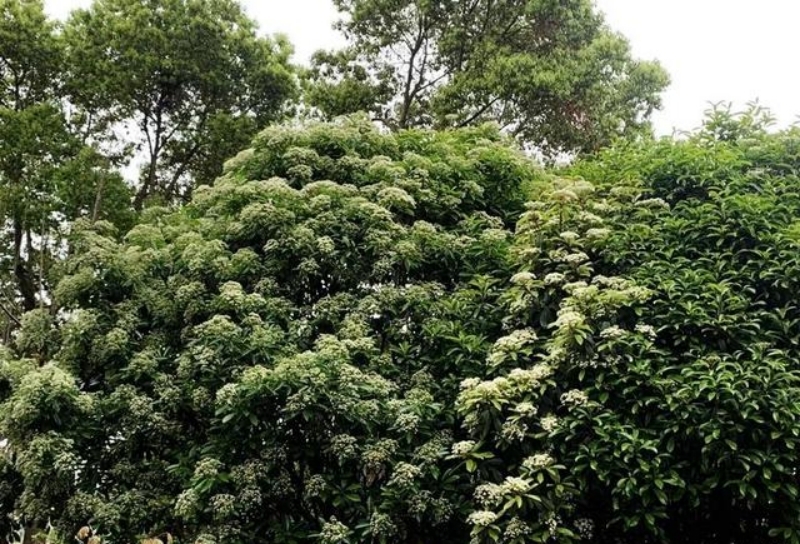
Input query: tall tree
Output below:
<box><xmin>305</xmin><ymin>0</ymin><xmax>669</xmax><ymax>156</ymax></box>
<box><xmin>0</xmin><ymin>0</ymin><xmax>132</xmax><ymax>339</ymax></box>
<box><xmin>63</xmin><ymin>0</ymin><xmax>297</xmax><ymax>208</ymax></box>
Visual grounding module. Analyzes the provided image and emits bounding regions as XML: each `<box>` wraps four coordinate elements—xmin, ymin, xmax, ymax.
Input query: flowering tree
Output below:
<box><xmin>0</xmin><ymin>117</ymin><xmax>538</xmax><ymax>543</ymax></box>
<box><xmin>4</xmin><ymin>108</ymin><xmax>800</xmax><ymax>544</ymax></box>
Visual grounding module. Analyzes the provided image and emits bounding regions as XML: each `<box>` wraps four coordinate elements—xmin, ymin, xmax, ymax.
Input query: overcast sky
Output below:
<box><xmin>44</xmin><ymin>0</ymin><xmax>800</xmax><ymax>136</ymax></box>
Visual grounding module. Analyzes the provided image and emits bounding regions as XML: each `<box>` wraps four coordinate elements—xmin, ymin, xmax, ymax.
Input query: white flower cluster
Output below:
<box><xmin>451</xmin><ymin>440</ymin><xmax>477</xmax><ymax>456</ymax></box>
<box><xmin>563</xmin><ymin>280</ymin><xmax>589</xmax><ymax>294</ymax></box>
<box><xmin>501</xmin><ymin>476</ymin><xmax>532</xmax><ymax>495</ymax></box>
<box><xmin>388</xmin><ymin>462</ymin><xmax>422</xmax><ymax>488</ymax></box>
<box><xmin>504</xmin><ymin>517</ymin><xmax>532</xmax><ymax>539</ymax></box>
<box><xmin>636</xmin><ymin>323</ymin><xmax>657</xmax><ymax>339</ymax></box>
<box><xmin>474</xmin><ymin>483</ymin><xmax>503</xmax><ymax>507</ymax></box>
<box><xmin>635</xmin><ymin>197</ymin><xmax>670</xmax><ymax>209</ymax></box>
<box><xmin>523</xmin><ymin>453</ymin><xmax>554</xmax><ymax>470</ymax></box>
<box><xmin>540</xmin><ymin>415</ymin><xmax>560</xmax><ymax>433</ymax></box>
<box><xmin>562</xmin><ymin>252</ymin><xmax>590</xmax><ymax>265</ymax></box>
<box><xmin>578</xmin><ymin>211</ymin><xmax>604</xmax><ymax>224</ymax></box>
<box><xmin>304</xmin><ymin>474</ymin><xmax>327</xmax><ymax>498</ymax></box>
<box><xmin>369</xmin><ymin>512</ymin><xmax>397</xmax><ymax>537</ymax></box>
<box><xmin>194</xmin><ymin>458</ymin><xmax>222</xmax><ymax>480</ymax></box>
<box><xmin>510</xmin><ymin>271</ymin><xmax>536</xmax><ymax>286</ymax></box>
<box><xmin>329</xmin><ymin>434</ymin><xmax>359</xmax><ymax>460</ymax></box>
<box><xmin>316</xmin><ymin>236</ymin><xmax>336</xmax><ymax>255</ymax></box>
<box><xmin>561</xmin><ymin>389</ymin><xmax>589</xmax><ymax>407</ymax></box>
<box><xmin>552</xmin><ymin>189</ymin><xmax>579</xmax><ymax>202</ymax></box>
<box><xmin>362</xmin><ymin>439</ymin><xmax>398</xmax><ymax>471</ymax></box>
<box><xmin>501</xmin><ymin>420</ymin><xmax>528</xmax><ymax>442</ymax></box>
<box><xmin>460</xmin><ymin>377</ymin><xmax>482</xmax><ymax>390</ymax></box>
<box><xmin>319</xmin><ymin>517</ymin><xmax>351</xmax><ymax>544</ymax></box>
<box><xmin>175</xmin><ymin>489</ymin><xmax>199</xmax><ymax>519</ymax></box>
<box><xmin>493</xmin><ymin>329</ymin><xmax>538</xmax><ymax>353</ymax></box>
<box><xmin>546</xmin><ymin>514</ymin><xmax>559</xmax><ymax>536</ymax></box>
<box><xmin>554</xmin><ymin>309</ymin><xmax>586</xmax><ymax>330</ymax></box>
<box><xmin>468</xmin><ymin>510</ymin><xmax>499</xmax><ymax>527</ymax></box>
<box><xmin>508</xmin><ymin>364</ymin><xmax>553</xmax><ymax>387</ymax></box>
<box><xmin>575</xmin><ymin>518</ymin><xmax>595</xmax><ymax>539</ymax></box>
<box><xmin>238</xmin><ymin>487</ymin><xmax>262</xmax><ymax>511</ymax></box>
<box><xmin>544</xmin><ymin>272</ymin><xmax>566</xmax><ymax>286</ymax></box>
<box><xmin>489</xmin><ymin>329</ymin><xmax>537</xmax><ymax>365</ymax></box>
<box><xmin>560</xmin><ymin>231</ymin><xmax>580</xmax><ymax>243</ymax></box>
<box><xmin>585</xmin><ymin>227</ymin><xmax>611</xmax><ymax>239</ymax></box>
<box><xmin>378</xmin><ymin>186</ymin><xmax>417</xmax><ymax>210</ymax></box>
<box><xmin>599</xmin><ymin>325</ymin><xmax>627</xmax><ymax>339</ymax></box>
<box><xmin>395</xmin><ymin>412</ymin><xmax>421</xmax><ymax>433</ymax></box>
<box><xmin>514</xmin><ymin>401</ymin><xmax>537</xmax><ymax>416</ymax></box>
<box><xmin>210</xmin><ymin>493</ymin><xmax>236</xmax><ymax>519</ymax></box>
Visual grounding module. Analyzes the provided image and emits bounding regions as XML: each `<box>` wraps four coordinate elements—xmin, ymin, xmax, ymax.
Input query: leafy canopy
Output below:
<box><xmin>5</xmin><ymin>107</ymin><xmax>800</xmax><ymax>544</ymax></box>
<box><xmin>63</xmin><ymin>0</ymin><xmax>297</xmax><ymax>207</ymax></box>
<box><xmin>0</xmin><ymin>0</ymin><xmax>132</xmax><ymax>338</ymax></box>
<box><xmin>305</xmin><ymin>0</ymin><xmax>669</xmax><ymax>156</ymax></box>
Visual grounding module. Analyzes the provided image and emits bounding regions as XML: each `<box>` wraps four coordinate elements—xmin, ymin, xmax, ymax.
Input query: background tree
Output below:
<box><xmin>63</xmin><ymin>0</ymin><xmax>298</xmax><ymax>208</ymax></box>
<box><xmin>0</xmin><ymin>0</ymin><xmax>133</xmax><ymax>340</ymax></box>
<box><xmin>305</xmin><ymin>0</ymin><xmax>670</xmax><ymax>156</ymax></box>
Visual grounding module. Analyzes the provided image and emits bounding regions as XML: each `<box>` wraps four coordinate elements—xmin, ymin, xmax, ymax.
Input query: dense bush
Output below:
<box><xmin>4</xmin><ymin>109</ymin><xmax>800</xmax><ymax>544</ymax></box>
<box><xmin>0</xmin><ymin>117</ymin><xmax>540</xmax><ymax>543</ymax></box>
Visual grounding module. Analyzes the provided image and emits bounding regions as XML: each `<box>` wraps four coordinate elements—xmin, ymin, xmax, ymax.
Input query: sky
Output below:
<box><xmin>44</xmin><ymin>0</ymin><xmax>800</xmax><ymax>136</ymax></box>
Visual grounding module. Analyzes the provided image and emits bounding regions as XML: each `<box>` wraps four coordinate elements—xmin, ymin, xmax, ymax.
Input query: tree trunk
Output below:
<box><xmin>13</xmin><ymin>217</ymin><xmax>36</xmax><ymax>312</ymax></box>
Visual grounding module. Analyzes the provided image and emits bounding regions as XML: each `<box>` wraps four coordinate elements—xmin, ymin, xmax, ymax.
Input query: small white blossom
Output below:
<box><xmin>540</xmin><ymin>416</ymin><xmax>560</xmax><ymax>434</ymax></box>
<box><xmin>544</xmin><ymin>272</ymin><xmax>566</xmax><ymax>286</ymax></box>
<box><xmin>514</xmin><ymin>402</ymin><xmax>537</xmax><ymax>416</ymax></box>
<box><xmin>575</xmin><ymin>518</ymin><xmax>595</xmax><ymax>539</ymax></box>
<box><xmin>451</xmin><ymin>440</ymin><xmax>476</xmax><ymax>456</ymax></box>
<box><xmin>561</xmin><ymin>389</ymin><xmax>589</xmax><ymax>407</ymax></box>
<box><xmin>578</xmin><ymin>211</ymin><xmax>604</xmax><ymax>224</ymax></box>
<box><xmin>523</xmin><ymin>453</ymin><xmax>554</xmax><ymax>470</ymax></box>
<box><xmin>562</xmin><ymin>252</ymin><xmax>590</xmax><ymax>264</ymax></box>
<box><xmin>636</xmin><ymin>197</ymin><xmax>670</xmax><ymax>209</ymax></box>
<box><xmin>501</xmin><ymin>476</ymin><xmax>532</xmax><ymax>495</ymax></box>
<box><xmin>585</xmin><ymin>227</ymin><xmax>611</xmax><ymax>239</ymax></box>
<box><xmin>635</xmin><ymin>323</ymin><xmax>657</xmax><ymax>338</ymax></box>
<box><xmin>510</xmin><ymin>271</ymin><xmax>536</xmax><ymax>285</ymax></box>
<box><xmin>599</xmin><ymin>325</ymin><xmax>626</xmax><ymax>339</ymax></box>
<box><xmin>560</xmin><ymin>231</ymin><xmax>580</xmax><ymax>243</ymax></box>
<box><xmin>552</xmin><ymin>189</ymin><xmax>578</xmax><ymax>202</ymax></box>
<box><xmin>468</xmin><ymin>510</ymin><xmax>498</xmax><ymax>527</ymax></box>
<box><xmin>554</xmin><ymin>310</ymin><xmax>585</xmax><ymax>329</ymax></box>
<box><xmin>474</xmin><ymin>483</ymin><xmax>503</xmax><ymax>507</ymax></box>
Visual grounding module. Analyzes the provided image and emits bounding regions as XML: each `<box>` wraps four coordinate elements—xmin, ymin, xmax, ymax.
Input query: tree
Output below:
<box><xmin>0</xmin><ymin>0</ymin><xmax>133</xmax><ymax>340</ymax></box>
<box><xmin>7</xmin><ymin>109</ymin><xmax>800</xmax><ymax>544</ymax></box>
<box><xmin>460</xmin><ymin>105</ymin><xmax>800</xmax><ymax>543</ymax></box>
<box><xmin>0</xmin><ymin>116</ymin><xmax>539</xmax><ymax>543</ymax></box>
<box><xmin>63</xmin><ymin>0</ymin><xmax>298</xmax><ymax>209</ymax></box>
<box><xmin>305</xmin><ymin>0</ymin><xmax>669</xmax><ymax>156</ymax></box>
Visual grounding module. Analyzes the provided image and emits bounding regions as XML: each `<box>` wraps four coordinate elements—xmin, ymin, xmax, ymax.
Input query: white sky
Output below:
<box><xmin>44</xmin><ymin>0</ymin><xmax>800</xmax><ymax>136</ymax></box>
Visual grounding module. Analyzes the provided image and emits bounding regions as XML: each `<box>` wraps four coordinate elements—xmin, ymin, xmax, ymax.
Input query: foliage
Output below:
<box><xmin>63</xmin><ymin>0</ymin><xmax>298</xmax><ymax>207</ymax></box>
<box><xmin>304</xmin><ymin>0</ymin><xmax>669</xmax><ymax>155</ymax></box>
<box><xmin>5</xmin><ymin>107</ymin><xmax>800</xmax><ymax>544</ymax></box>
<box><xmin>0</xmin><ymin>0</ymin><xmax>133</xmax><ymax>339</ymax></box>
<box><xmin>0</xmin><ymin>117</ymin><xmax>539</xmax><ymax>543</ymax></box>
